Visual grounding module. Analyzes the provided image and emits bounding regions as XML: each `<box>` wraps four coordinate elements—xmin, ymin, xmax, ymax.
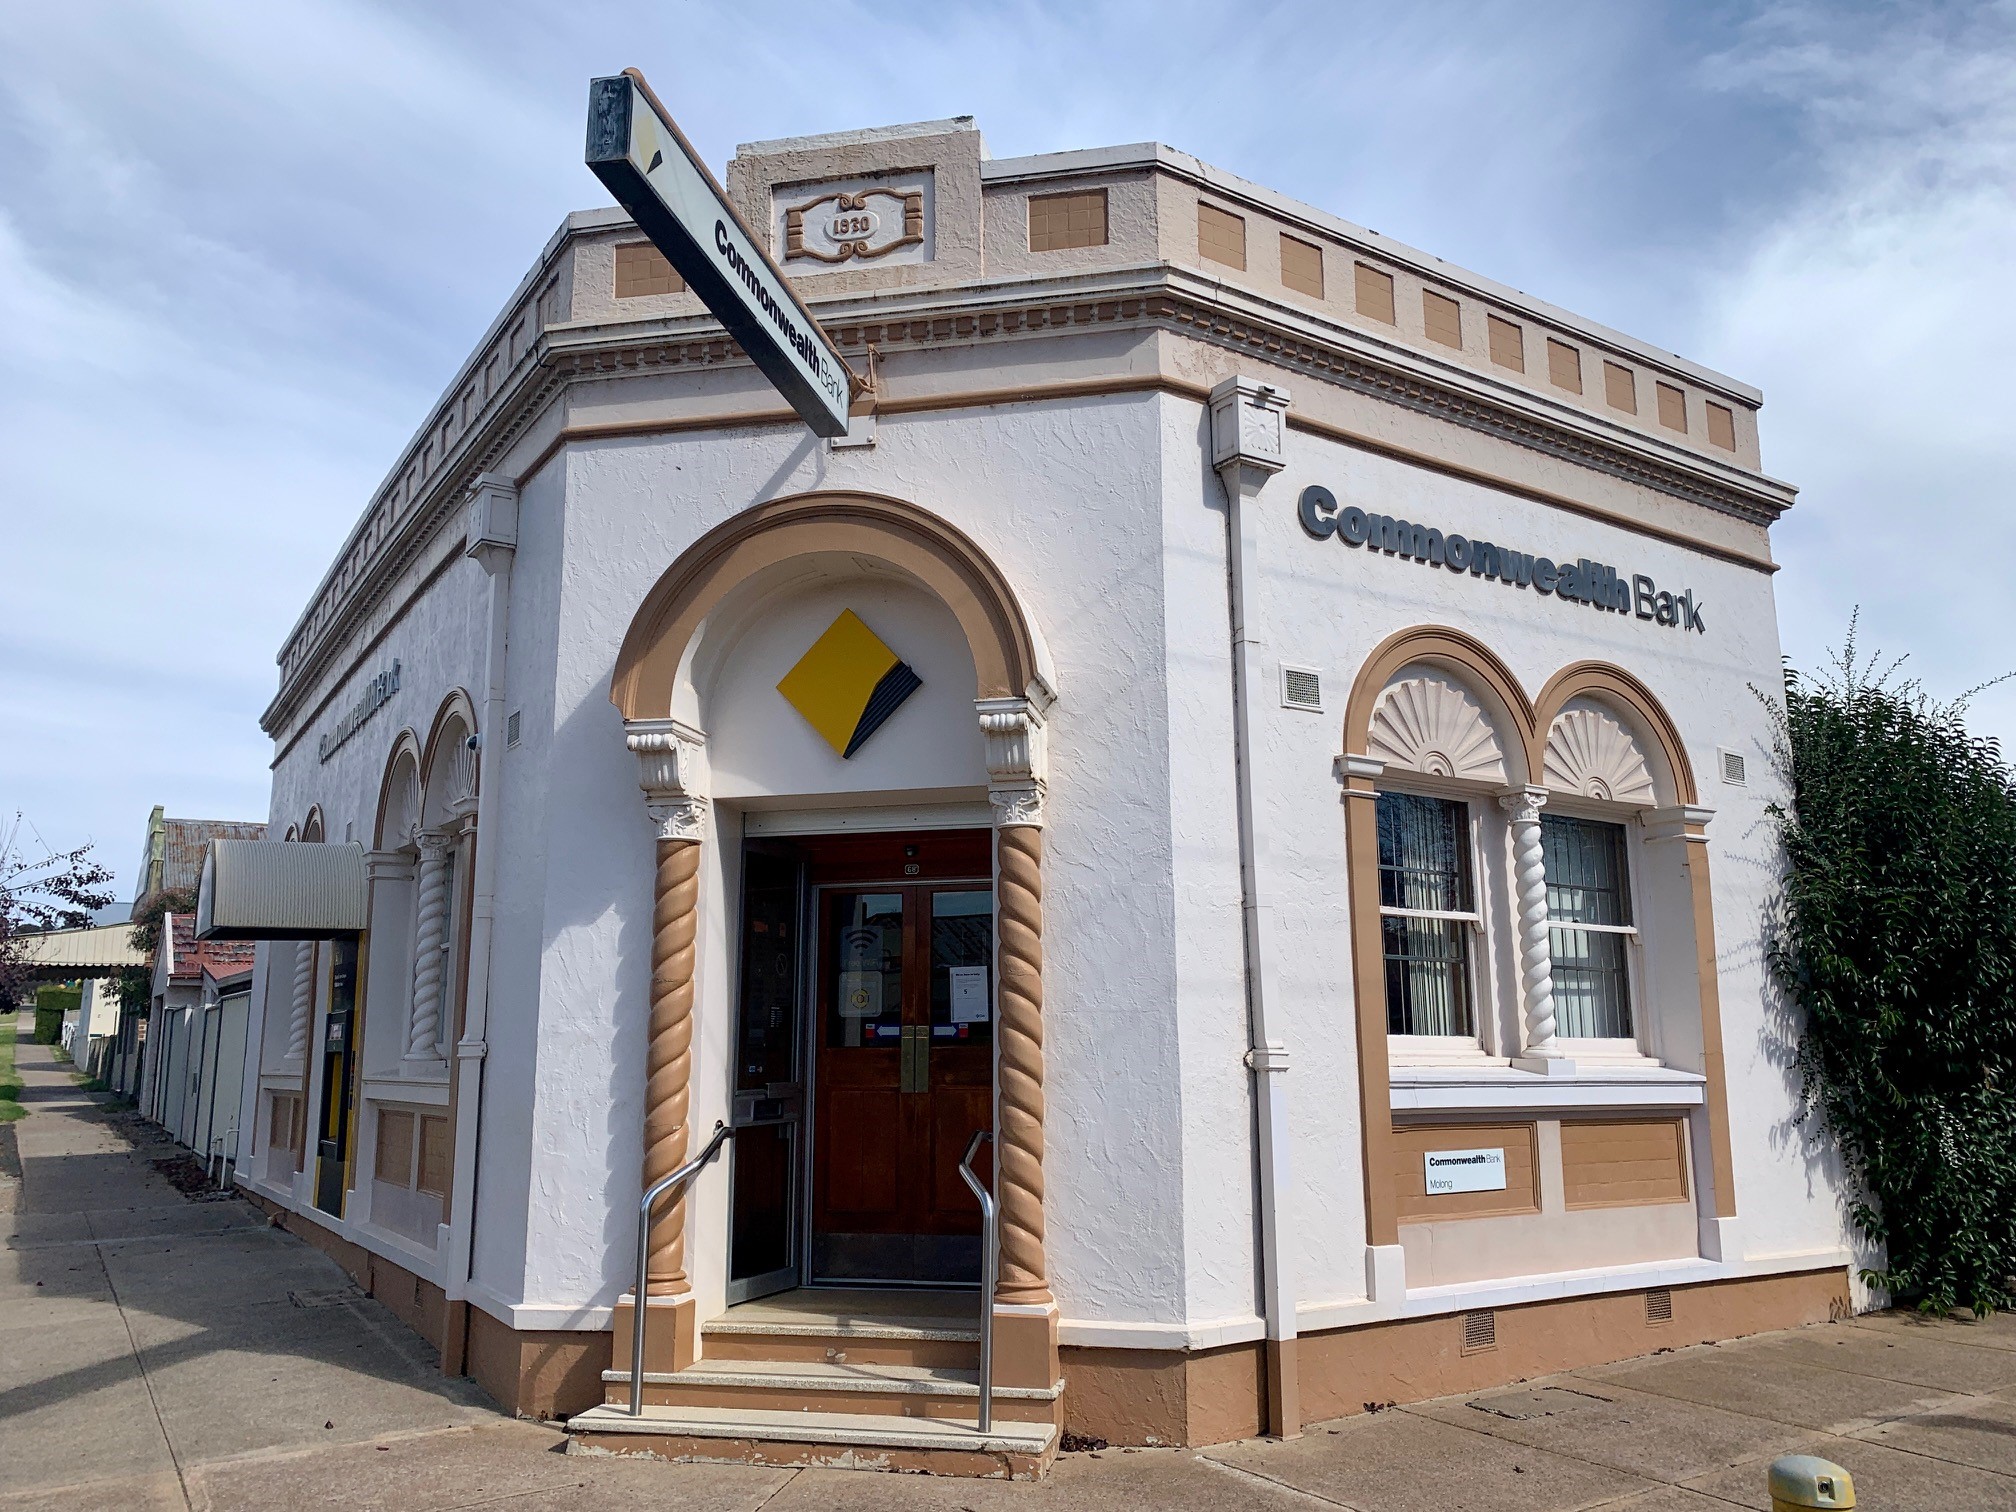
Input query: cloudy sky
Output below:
<box><xmin>2</xmin><ymin>0</ymin><xmax>2011</xmax><ymax>900</ymax></box>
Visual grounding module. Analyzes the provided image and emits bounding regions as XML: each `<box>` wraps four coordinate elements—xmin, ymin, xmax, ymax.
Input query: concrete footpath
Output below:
<box><xmin>6</xmin><ymin>1015</ymin><xmax>2016</xmax><ymax>1510</ymax></box>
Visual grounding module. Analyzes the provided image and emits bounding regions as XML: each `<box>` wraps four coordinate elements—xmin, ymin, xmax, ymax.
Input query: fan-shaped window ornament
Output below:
<box><xmin>1367</xmin><ymin>672</ymin><xmax>1509</xmax><ymax>783</ymax></box>
<box><xmin>1543</xmin><ymin>701</ymin><xmax>1657</xmax><ymax>806</ymax></box>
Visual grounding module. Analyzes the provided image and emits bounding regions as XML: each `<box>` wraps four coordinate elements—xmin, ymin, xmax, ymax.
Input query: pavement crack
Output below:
<box><xmin>749</xmin><ymin>1467</ymin><xmax>805</xmax><ymax>1509</ymax></box>
<box><xmin>1197</xmin><ymin>1452</ymin><xmax>1366</xmax><ymax>1509</ymax></box>
<box><xmin>91</xmin><ymin>1235</ymin><xmax>196</xmax><ymax>1512</ymax></box>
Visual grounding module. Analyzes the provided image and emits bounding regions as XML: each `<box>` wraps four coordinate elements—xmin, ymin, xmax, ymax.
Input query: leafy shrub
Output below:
<box><xmin>1768</xmin><ymin>633</ymin><xmax>2016</xmax><ymax>1314</ymax></box>
<box><xmin>33</xmin><ymin>983</ymin><xmax>80</xmax><ymax>1045</ymax></box>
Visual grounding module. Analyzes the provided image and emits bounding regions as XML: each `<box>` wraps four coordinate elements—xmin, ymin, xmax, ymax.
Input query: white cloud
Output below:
<box><xmin>1694</xmin><ymin>2</ymin><xmax>2016</xmax><ymax>738</ymax></box>
<box><xmin>3</xmin><ymin>0</ymin><xmax>2011</xmax><ymax>892</ymax></box>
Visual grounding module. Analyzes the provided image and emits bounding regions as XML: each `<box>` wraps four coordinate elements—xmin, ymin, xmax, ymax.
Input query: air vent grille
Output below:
<box><xmin>1646</xmin><ymin>1287</ymin><xmax>1673</xmax><ymax>1324</ymax></box>
<box><xmin>1461</xmin><ymin>1309</ymin><xmax>1497</xmax><ymax>1354</ymax></box>
<box><xmin>506</xmin><ymin>710</ymin><xmax>523</xmax><ymax>747</ymax></box>
<box><xmin>1719</xmin><ymin>748</ymin><xmax>1746</xmax><ymax>786</ymax></box>
<box><xmin>1281</xmin><ymin>665</ymin><xmax>1324</xmax><ymax>712</ymax></box>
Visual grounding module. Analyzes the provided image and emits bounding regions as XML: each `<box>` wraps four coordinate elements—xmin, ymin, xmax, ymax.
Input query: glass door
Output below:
<box><xmin>727</xmin><ymin>844</ymin><xmax>806</xmax><ymax>1303</ymax></box>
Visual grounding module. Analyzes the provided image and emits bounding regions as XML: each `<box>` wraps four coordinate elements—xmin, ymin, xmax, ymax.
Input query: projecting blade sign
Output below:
<box><xmin>585</xmin><ymin>69</ymin><xmax>856</xmax><ymax>438</ymax></box>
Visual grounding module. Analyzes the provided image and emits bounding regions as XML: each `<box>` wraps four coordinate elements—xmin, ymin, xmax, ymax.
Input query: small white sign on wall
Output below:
<box><xmin>1424</xmin><ymin>1147</ymin><xmax>1507</xmax><ymax>1196</ymax></box>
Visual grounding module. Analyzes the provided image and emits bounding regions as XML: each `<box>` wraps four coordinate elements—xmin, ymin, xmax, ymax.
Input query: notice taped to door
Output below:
<box><xmin>1424</xmin><ymin>1147</ymin><xmax>1507</xmax><ymax>1196</ymax></box>
<box><xmin>947</xmin><ymin>965</ymin><xmax>989</xmax><ymax>1024</ymax></box>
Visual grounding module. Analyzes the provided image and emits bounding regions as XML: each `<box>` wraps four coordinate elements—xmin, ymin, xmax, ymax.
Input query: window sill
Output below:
<box><xmin>1390</xmin><ymin>1061</ymin><xmax>1706</xmax><ymax>1114</ymax></box>
<box><xmin>362</xmin><ymin>1076</ymin><xmax>450</xmax><ymax>1107</ymax></box>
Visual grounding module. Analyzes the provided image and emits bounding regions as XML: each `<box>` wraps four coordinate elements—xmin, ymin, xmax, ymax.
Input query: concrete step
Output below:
<box><xmin>566</xmin><ymin>1402</ymin><xmax>1057</xmax><ymax>1479</ymax></box>
<box><xmin>702</xmin><ymin>1291</ymin><xmax>982</xmax><ymax>1368</ymax></box>
<box><xmin>600</xmin><ymin>1358</ymin><xmax>1061</xmax><ymax>1421</ymax></box>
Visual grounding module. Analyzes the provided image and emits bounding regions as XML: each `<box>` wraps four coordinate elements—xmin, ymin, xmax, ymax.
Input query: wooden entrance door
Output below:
<box><xmin>808</xmin><ymin>831</ymin><xmax>993</xmax><ymax>1285</ymax></box>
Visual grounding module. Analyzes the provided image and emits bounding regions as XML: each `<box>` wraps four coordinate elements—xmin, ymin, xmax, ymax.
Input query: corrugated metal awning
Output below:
<box><xmin>196</xmin><ymin>839</ymin><xmax>368</xmax><ymax>940</ymax></box>
<box><xmin>11</xmin><ymin>923</ymin><xmax>149</xmax><ymax>974</ymax></box>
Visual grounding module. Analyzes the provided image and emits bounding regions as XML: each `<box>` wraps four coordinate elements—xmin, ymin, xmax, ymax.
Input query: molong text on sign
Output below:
<box><xmin>584</xmin><ymin>70</ymin><xmax>853</xmax><ymax>438</ymax></box>
<box><xmin>318</xmin><ymin>661</ymin><xmax>401</xmax><ymax>764</ymax></box>
<box><xmin>1298</xmin><ymin>485</ymin><xmax>1707</xmax><ymax>634</ymax></box>
<box><xmin>1424</xmin><ymin>1147</ymin><xmax>1508</xmax><ymax>1196</ymax></box>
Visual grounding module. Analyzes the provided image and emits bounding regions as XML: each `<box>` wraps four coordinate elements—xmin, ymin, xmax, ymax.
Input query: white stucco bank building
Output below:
<box><xmin>222</xmin><ymin>116</ymin><xmax>1854</xmax><ymax>1474</ymax></box>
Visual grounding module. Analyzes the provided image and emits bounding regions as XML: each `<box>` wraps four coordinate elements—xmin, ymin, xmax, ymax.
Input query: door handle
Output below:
<box><xmin>899</xmin><ymin>1026</ymin><xmax>930</xmax><ymax>1094</ymax></box>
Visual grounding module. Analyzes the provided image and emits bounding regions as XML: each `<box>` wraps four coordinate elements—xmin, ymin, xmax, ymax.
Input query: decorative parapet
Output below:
<box><xmin>265</xmin><ymin>240</ymin><xmax>1794</xmax><ymax>746</ymax></box>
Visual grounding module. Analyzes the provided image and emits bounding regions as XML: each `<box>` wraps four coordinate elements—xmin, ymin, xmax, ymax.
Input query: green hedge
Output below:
<box><xmin>32</xmin><ymin>984</ymin><xmax>80</xmax><ymax>1046</ymax></box>
<box><xmin>1769</xmin><ymin>642</ymin><xmax>2016</xmax><ymax>1314</ymax></box>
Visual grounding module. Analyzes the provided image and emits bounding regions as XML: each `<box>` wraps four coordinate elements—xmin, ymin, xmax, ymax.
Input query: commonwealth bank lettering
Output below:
<box><xmin>317</xmin><ymin>661</ymin><xmax>401</xmax><ymax>763</ymax></box>
<box><xmin>1298</xmin><ymin>485</ymin><xmax>1707</xmax><ymax>634</ymax></box>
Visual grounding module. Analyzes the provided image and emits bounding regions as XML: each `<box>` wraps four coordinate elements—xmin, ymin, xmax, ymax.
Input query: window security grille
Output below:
<box><xmin>1462</xmin><ymin>1310</ymin><xmax>1497</xmax><ymax>1353</ymax></box>
<box><xmin>1646</xmin><ymin>1287</ymin><xmax>1673</xmax><ymax>1324</ymax></box>
<box><xmin>1281</xmin><ymin>666</ymin><xmax>1323</xmax><ymax>711</ymax></box>
<box><xmin>1719</xmin><ymin>748</ymin><xmax>1746</xmax><ymax>786</ymax></box>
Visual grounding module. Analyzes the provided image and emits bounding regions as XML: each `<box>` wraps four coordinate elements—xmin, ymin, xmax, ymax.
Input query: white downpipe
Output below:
<box><xmin>444</xmin><ymin>475</ymin><xmax>518</xmax><ymax>1304</ymax></box>
<box><xmin>1210</xmin><ymin>376</ymin><xmax>1300</xmax><ymax>1438</ymax></box>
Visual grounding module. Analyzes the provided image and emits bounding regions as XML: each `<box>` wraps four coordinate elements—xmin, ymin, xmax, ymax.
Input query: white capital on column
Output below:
<box><xmin>626</xmin><ymin>718</ymin><xmax>710</xmax><ymax>840</ymax></box>
<box><xmin>1498</xmin><ymin>785</ymin><xmax>1565</xmax><ymax>1065</ymax></box>
<box><xmin>979</xmin><ymin>696</ymin><xmax>1048</xmax><ymax>828</ymax></box>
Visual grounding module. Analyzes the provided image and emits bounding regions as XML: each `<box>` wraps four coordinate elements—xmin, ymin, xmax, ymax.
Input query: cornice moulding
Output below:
<box><xmin>265</xmin><ymin>261</ymin><xmax>1791</xmax><ymax>737</ymax></box>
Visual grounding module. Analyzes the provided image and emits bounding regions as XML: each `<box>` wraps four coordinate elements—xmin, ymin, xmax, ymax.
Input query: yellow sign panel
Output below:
<box><xmin>776</xmin><ymin>610</ymin><xmax>922</xmax><ymax>758</ymax></box>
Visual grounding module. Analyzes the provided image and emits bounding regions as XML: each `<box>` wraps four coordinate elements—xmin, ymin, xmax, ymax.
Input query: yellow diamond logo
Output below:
<box><xmin>776</xmin><ymin>610</ymin><xmax>922</xmax><ymax>759</ymax></box>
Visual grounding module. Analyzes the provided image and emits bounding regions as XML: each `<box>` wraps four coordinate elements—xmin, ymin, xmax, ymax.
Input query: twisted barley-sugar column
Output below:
<box><xmin>1500</xmin><ymin>788</ymin><xmax>1560</xmax><ymax>1054</ymax></box>
<box><xmin>644</xmin><ymin>834</ymin><xmax>700</xmax><ymax>1295</ymax></box>
<box><xmin>994</xmin><ymin>821</ymin><xmax>1051</xmax><ymax>1307</ymax></box>
<box><xmin>286</xmin><ymin>941</ymin><xmax>314</xmax><ymax>1063</ymax></box>
<box><xmin>405</xmin><ymin>835</ymin><xmax>451</xmax><ymax>1060</ymax></box>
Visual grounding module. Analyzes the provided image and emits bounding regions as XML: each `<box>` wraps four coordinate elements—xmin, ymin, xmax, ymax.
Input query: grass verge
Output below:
<box><xmin>0</xmin><ymin>1017</ymin><xmax>24</xmax><ymax>1124</ymax></box>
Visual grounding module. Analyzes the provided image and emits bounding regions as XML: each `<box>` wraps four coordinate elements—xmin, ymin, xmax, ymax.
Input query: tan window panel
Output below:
<box><xmin>375</xmin><ymin>1109</ymin><xmax>416</xmax><ymax>1186</ymax></box>
<box><xmin>1561</xmin><ymin>1118</ymin><xmax>1689</xmax><ymax>1208</ymax></box>
<box><xmin>1423</xmin><ymin>290</ymin><xmax>1462</xmax><ymax>348</ymax></box>
<box><xmin>1198</xmin><ymin>202</ymin><xmax>1246</xmax><ymax>270</ymax></box>
<box><xmin>1391</xmin><ymin>1122</ymin><xmax>1540</xmax><ymax>1221</ymax></box>
<box><xmin>1280</xmin><ymin>233</ymin><xmax>1324</xmax><ymax>298</ymax></box>
<box><xmin>1487</xmin><ymin>314</ymin><xmax>1525</xmax><ymax>372</ymax></box>
<box><xmin>1028</xmin><ymin>189</ymin><xmax>1107</xmax><ymax>252</ymax></box>
<box><xmin>418</xmin><ymin>1115</ymin><xmax>452</xmax><ymax>1197</ymax></box>
<box><xmin>1355</xmin><ymin>262</ymin><xmax>1396</xmax><ymax>324</ymax></box>
<box><xmin>1547</xmin><ymin>338</ymin><xmax>1583</xmax><ymax>394</ymax></box>
<box><xmin>1657</xmin><ymin>381</ymin><xmax>1689</xmax><ymax>432</ymax></box>
<box><xmin>1603</xmin><ymin>361</ymin><xmax>1637</xmax><ymax>413</ymax></box>
<box><xmin>614</xmin><ymin>241</ymin><xmax>684</xmax><ymax>299</ymax></box>
<box><xmin>1706</xmin><ymin>401</ymin><xmax>1737</xmax><ymax>450</ymax></box>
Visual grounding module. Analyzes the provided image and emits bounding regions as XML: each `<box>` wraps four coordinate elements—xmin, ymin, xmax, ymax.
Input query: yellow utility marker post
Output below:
<box><xmin>1769</xmin><ymin>1454</ymin><xmax>1855</xmax><ymax>1511</ymax></box>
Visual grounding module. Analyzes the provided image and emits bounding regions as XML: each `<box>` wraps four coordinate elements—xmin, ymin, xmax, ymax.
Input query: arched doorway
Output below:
<box><xmin>609</xmin><ymin>491</ymin><xmax>1058</xmax><ymax>1350</ymax></box>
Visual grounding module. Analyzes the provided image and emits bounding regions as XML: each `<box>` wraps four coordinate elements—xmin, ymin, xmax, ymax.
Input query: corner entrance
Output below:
<box><xmin>727</xmin><ymin>828</ymin><xmax>995</xmax><ymax>1298</ymax></box>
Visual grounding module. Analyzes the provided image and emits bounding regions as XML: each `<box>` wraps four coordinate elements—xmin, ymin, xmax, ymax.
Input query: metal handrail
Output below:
<box><xmin>629</xmin><ymin>1121</ymin><xmax>734</xmax><ymax>1416</ymax></box>
<box><xmin>956</xmin><ymin>1129</ymin><xmax>997</xmax><ymax>1434</ymax></box>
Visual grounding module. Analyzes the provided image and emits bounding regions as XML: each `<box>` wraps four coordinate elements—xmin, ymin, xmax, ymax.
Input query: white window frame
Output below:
<box><xmin>1540</xmin><ymin>801</ymin><xmax>1654</xmax><ymax>1065</ymax></box>
<box><xmin>1378</xmin><ymin>784</ymin><xmax>1503</xmax><ymax>1065</ymax></box>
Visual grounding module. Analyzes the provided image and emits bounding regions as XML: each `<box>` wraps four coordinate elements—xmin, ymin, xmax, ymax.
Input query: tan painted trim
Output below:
<box><xmin>419</xmin><ymin>689</ymin><xmax>481</xmax><ymax>797</ymax></box>
<box><xmin>1340</xmin><ymin>632</ymin><xmax>1735</xmax><ymax>1238</ymax></box>
<box><xmin>1392</xmin><ymin>1122</ymin><xmax>1542</xmax><ymax>1221</ymax></box>
<box><xmin>1532</xmin><ymin>662</ymin><xmax>1698</xmax><ymax>806</ymax></box>
<box><xmin>241</xmin><ymin>1190</ymin><xmax>608</xmax><ymax>1419</ymax></box>
<box><xmin>1341</xmin><ymin>767</ymin><xmax>1398</xmax><ymax>1247</ymax></box>
<box><xmin>1062</xmin><ymin>1265</ymin><xmax>1850</xmax><ymax>1447</ymax></box>
<box><xmin>609</xmin><ymin>490</ymin><xmax>1045</xmax><ymax>719</ymax></box>
<box><xmin>1283</xmin><ymin>409</ymin><xmax>1776</xmax><ymax>572</ymax></box>
<box><xmin>1558</xmin><ymin>1116</ymin><xmax>1690</xmax><ymax>1209</ymax></box>
<box><xmin>1681</xmin><ymin>829</ymin><xmax>1739</xmax><ymax>1218</ymax></box>
<box><xmin>1343</xmin><ymin>625</ymin><xmax>1540</xmax><ymax>785</ymax></box>
<box><xmin>371</xmin><ymin>729</ymin><xmax>425</xmax><ymax>851</ymax></box>
<box><xmin>526</xmin><ymin>374</ymin><xmax>1777</xmax><ymax>576</ymax></box>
